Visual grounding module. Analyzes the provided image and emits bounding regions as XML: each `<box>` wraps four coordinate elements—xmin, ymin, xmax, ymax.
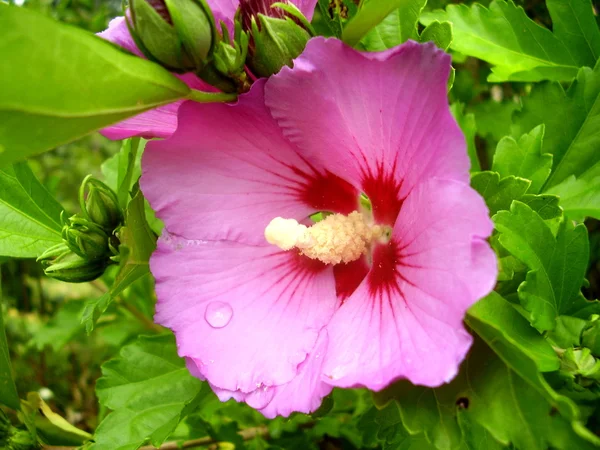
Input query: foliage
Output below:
<box><xmin>1</xmin><ymin>0</ymin><xmax>600</xmax><ymax>449</ymax></box>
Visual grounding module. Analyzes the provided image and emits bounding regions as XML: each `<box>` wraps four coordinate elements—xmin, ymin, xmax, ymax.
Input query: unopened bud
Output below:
<box><xmin>129</xmin><ymin>0</ymin><xmax>215</xmax><ymax>72</ymax></box>
<box><xmin>240</xmin><ymin>0</ymin><xmax>312</xmax><ymax>77</ymax></box>
<box><xmin>62</xmin><ymin>215</ymin><xmax>111</xmax><ymax>260</ymax></box>
<box><xmin>80</xmin><ymin>176</ymin><xmax>122</xmax><ymax>231</ymax></box>
<box><xmin>41</xmin><ymin>250</ymin><xmax>108</xmax><ymax>283</ymax></box>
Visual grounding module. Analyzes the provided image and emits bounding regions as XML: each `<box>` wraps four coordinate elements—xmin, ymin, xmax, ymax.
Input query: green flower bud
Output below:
<box><xmin>212</xmin><ymin>22</ymin><xmax>250</xmax><ymax>87</ymax></box>
<box><xmin>37</xmin><ymin>242</ymin><xmax>71</xmax><ymax>266</ymax></box>
<box><xmin>41</xmin><ymin>250</ymin><xmax>108</xmax><ymax>283</ymax></box>
<box><xmin>62</xmin><ymin>215</ymin><xmax>111</xmax><ymax>260</ymax></box>
<box><xmin>239</xmin><ymin>0</ymin><xmax>312</xmax><ymax>77</ymax></box>
<box><xmin>80</xmin><ymin>176</ymin><xmax>122</xmax><ymax>231</ymax></box>
<box><xmin>129</xmin><ymin>0</ymin><xmax>215</xmax><ymax>72</ymax></box>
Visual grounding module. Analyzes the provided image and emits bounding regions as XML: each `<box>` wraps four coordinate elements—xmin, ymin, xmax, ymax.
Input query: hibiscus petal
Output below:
<box><xmin>141</xmin><ymin>81</ymin><xmax>358</xmax><ymax>245</ymax></box>
<box><xmin>97</xmin><ymin>16</ymin><xmax>142</xmax><ymax>56</ymax></box>
<box><xmin>207</xmin><ymin>0</ymin><xmax>239</xmax><ymax>29</ymax></box>
<box><xmin>196</xmin><ymin>331</ymin><xmax>332</xmax><ymax>417</ymax></box>
<box><xmin>295</xmin><ymin>0</ymin><xmax>318</xmax><ymax>20</ymax></box>
<box><xmin>322</xmin><ymin>179</ymin><xmax>496</xmax><ymax>389</ymax></box>
<box><xmin>266</xmin><ymin>38</ymin><xmax>469</xmax><ymax>225</ymax></box>
<box><xmin>98</xmin><ymin>17</ymin><xmax>212</xmax><ymax>140</ymax></box>
<box><xmin>152</xmin><ymin>233</ymin><xmax>338</xmax><ymax>393</ymax></box>
<box><xmin>258</xmin><ymin>330</ymin><xmax>332</xmax><ymax>418</ymax></box>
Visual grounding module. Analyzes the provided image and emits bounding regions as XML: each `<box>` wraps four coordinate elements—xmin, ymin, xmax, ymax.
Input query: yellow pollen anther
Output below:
<box><xmin>264</xmin><ymin>211</ymin><xmax>384</xmax><ymax>265</ymax></box>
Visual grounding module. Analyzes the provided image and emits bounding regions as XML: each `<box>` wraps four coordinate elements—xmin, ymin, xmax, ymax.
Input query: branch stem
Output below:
<box><xmin>187</xmin><ymin>89</ymin><xmax>237</xmax><ymax>103</ymax></box>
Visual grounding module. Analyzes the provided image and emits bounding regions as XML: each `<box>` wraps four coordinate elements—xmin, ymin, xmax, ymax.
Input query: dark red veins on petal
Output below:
<box><xmin>334</xmin><ymin>257</ymin><xmax>369</xmax><ymax>302</ymax></box>
<box><xmin>265</xmin><ymin>250</ymin><xmax>328</xmax><ymax>302</ymax></box>
<box><xmin>361</xmin><ymin>161</ymin><xmax>403</xmax><ymax>226</ymax></box>
<box><xmin>368</xmin><ymin>240</ymin><xmax>401</xmax><ymax>298</ymax></box>
<box><xmin>268</xmin><ymin>154</ymin><xmax>359</xmax><ymax>215</ymax></box>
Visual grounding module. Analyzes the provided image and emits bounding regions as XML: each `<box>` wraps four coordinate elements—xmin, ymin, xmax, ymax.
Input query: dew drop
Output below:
<box><xmin>204</xmin><ymin>301</ymin><xmax>233</xmax><ymax>328</ymax></box>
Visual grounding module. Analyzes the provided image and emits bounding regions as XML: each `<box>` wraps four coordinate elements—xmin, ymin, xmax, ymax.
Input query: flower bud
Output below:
<box><xmin>201</xmin><ymin>21</ymin><xmax>250</xmax><ymax>92</ymax></box>
<box><xmin>40</xmin><ymin>250</ymin><xmax>108</xmax><ymax>283</ymax></box>
<box><xmin>239</xmin><ymin>0</ymin><xmax>312</xmax><ymax>77</ymax></box>
<box><xmin>129</xmin><ymin>0</ymin><xmax>215</xmax><ymax>72</ymax></box>
<box><xmin>37</xmin><ymin>242</ymin><xmax>71</xmax><ymax>264</ymax></box>
<box><xmin>80</xmin><ymin>176</ymin><xmax>122</xmax><ymax>231</ymax></box>
<box><xmin>62</xmin><ymin>215</ymin><xmax>111</xmax><ymax>260</ymax></box>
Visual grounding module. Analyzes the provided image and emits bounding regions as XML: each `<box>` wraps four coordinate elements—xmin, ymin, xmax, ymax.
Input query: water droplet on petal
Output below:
<box><xmin>246</xmin><ymin>385</ymin><xmax>275</xmax><ymax>409</ymax></box>
<box><xmin>204</xmin><ymin>301</ymin><xmax>233</xmax><ymax>328</ymax></box>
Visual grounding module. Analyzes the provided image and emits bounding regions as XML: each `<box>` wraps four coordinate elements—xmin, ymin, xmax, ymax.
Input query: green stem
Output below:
<box><xmin>187</xmin><ymin>89</ymin><xmax>237</xmax><ymax>103</ymax></box>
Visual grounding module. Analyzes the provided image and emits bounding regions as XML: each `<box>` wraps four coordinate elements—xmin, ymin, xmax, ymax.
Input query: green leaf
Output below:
<box><xmin>419</xmin><ymin>20</ymin><xmax>453</xmax><ymax>51</ymax></box>
<box><xmin>546</xmin><ymin>176</ymin><xmax>600</xmax><ymax>221</ymax></box>
<box><xmin>513</xmin><ymin>61</ymin><xmax>600</xmax><ymax>189</ymax></box>
<box><xmin>101</xmin><ymin>138</ymin><xmax>144</xmax><ymax>209</ymax></box>
<box><xmin>0</xmin><ymin>268</ymin><xmax>20</xmax><ymax>410</ymax></box>
<box><xmin>471</xmin><ymin>172</ymin><xmax>530</xmax><ymax>215</ymax></box>
<box><xmin>470</xmin><ymin>100</ymin><xmax>518</xmax><ymax>142</ymax></box>
<box><xmin>81</xmin><ymin>188</ymin><xmax>156</xmax><ymax>332</ymax></box>
<box><xmin>0</xmin><ymin>5</ymin><xmax>190</xmax><ymax>166</ymax></box>
<box><xmin>492</xmin><ymin>125</ymin><xmax>552</xmax><ymax>194</ymax></box>
<box><xmin>518</xmin><ymin>194</ymin><xmax>562</xmax><ymax>221</ymax></box>
<box><xmin>546</xmin><ymin>0</ymin><xmax>600</xmax><ymax>65</ymax></box>
<box><xmin>91</xmin><ymin>334</ymin><xmax>203</xmax><ymax>450</ymax></box>
<box><xmin>342</xmin><ymin>0</ymin><xmax>410</xmax><ymax>47</ymax></box>
<box><xmin>467</xmin><ymin>292</ymin><xmax>560</xmax><ymax>373</ymax></box>
<box><xmin>422</xmin><ymin>0</ymin><xmax>599</xmax><ymax>82</ymax></box>
<box><xmin>450</xmin><ymin>104</ymin><xmax>479</xmax><ymax>172</ymax></box>
<box><xmin>493</xmin><ymin>202</ymin><xmax>590</xmax><ymax>330</ymax></box>
<box><xmin>0</xmin><ymin>162</ymin><xmax>64</xmax><ymax>258</ymax></box>
<box><xmin>358</xmin><ymin>0</ymin><xmax>426</xmax><ymax>51</ymax></box>
<box><xmin>375</xmin><ymin>338</ymin><xmax>598</xmax><ymax>450</ymax></box>
<box><xmin>31</xmin><ymin>300</ymin><xmax>85</xmax><ymax>352</ymax></box>
<box><xmin>312</xmin><ymin>0</ymin><xmax>358</xmax><ymax>38</ymax></box>
<box><xmin>547</xmin><ymin>316</ymin><xmax>588</xmax><ymax>348</ymax></box>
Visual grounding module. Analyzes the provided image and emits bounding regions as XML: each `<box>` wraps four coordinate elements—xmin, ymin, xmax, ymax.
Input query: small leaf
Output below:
<box><xmin>342</xmin><ymin>0</ymin><xmax>409</xmax><ymax>47</ymax></box>
<box><xmin>513</xmin><ymin>60</ymin><xmax>600</xmax><ymax>189</ymax></box>
<box><xmin>81</xmin><ymin>188</ymin><xmax>156</xmax><ymax>332</ymax></box>
<box><xmin>0</xmin><ymin>5</ymin><xmax>189</xmax><ymax>166</ymax></box>
<box><xmin>0</xmin><ymin>162</ymin><xmax>64</xmax><ymax>258</ymax></box>
<box><xmin>471</xmin><ymin>172</ymin><xmax>530</xmax><ymax>215</ymax></box>
<box><xmin>422</xmin><ymin>0</ymin><xmax>598</xmax><ymax>82</ymax></box>
<box><xmin>419</xmin><ymin>20</ymin><xmax>453</xmax><ymax>51</ymax></box>
<box><xmin>451</xmin><ymin>103</ymin><xmax>479</xmax><ymax>172</ymax></box>
<box><xmin>546</xmin><ymin>175</ymin><xmax>600</xmax><ymax>221</ymax></box>
<box><xmin>91</xmin><ymin>334</ymin><xmax>204</xmax><ymax>450</ymax></box>
<box><xmin>494</xmin><ymin>202</ymin><xmax>594</xmax><ymax>330</ymax></box>
<box><xmin>519</xmin><ymin>194</ymin><xmax>562</xmax><ymax>220</ymax></box>
<box><xmin>492</xmin><ymin>125</ymin><xmax>552</xmax><ymax>194</ymax></box>
<box><xmin>358</xmin><ymin>0</ymin><xmax>426</xmax><ymax>51</ymax></box>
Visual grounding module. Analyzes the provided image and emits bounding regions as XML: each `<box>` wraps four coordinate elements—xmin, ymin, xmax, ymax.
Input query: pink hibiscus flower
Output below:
<box><xmin>141</xmin><ymin>38</ymin><xmax>497</xmax><ymax>417</ymax></box>
<box><xmin>97</xmin><ymin>0</ymin><xmax>318</xmax><ymax>140</ymax></box>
